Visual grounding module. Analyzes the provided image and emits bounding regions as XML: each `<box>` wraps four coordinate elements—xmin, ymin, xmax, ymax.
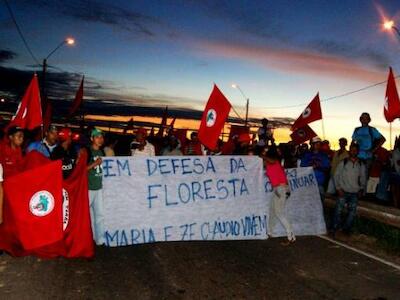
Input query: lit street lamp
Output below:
<box><xmin>231</xmin><ymin>83</ymin><xmax>250</xmax><ymax>127</ymax></box>
<box><xmin>41</xmin><ymin>37</ymin><xmax>75</xmax><ymax>103</ymax></box>
<box><xmin>383</xmin><ymin>20</ymin><xmax>400</xmax><ymax>37</ymax></box>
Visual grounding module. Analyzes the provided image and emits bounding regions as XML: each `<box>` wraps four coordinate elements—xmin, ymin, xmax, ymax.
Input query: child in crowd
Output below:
<box><xmin>87</xmin><ymin>128</ymin><xmax>105</xmax><ymax>245</ymax></box>
<box><xmin>265</xmin><ymin>147</ymin><xmax>295</xmax><ymax>245</ymax></box>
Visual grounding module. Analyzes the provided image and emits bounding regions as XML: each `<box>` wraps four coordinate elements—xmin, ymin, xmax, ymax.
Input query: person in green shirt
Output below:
<box><xmin>87</xmin><ymin>128</ymin><xmax>105</xmax><ymax>245</ymax></box>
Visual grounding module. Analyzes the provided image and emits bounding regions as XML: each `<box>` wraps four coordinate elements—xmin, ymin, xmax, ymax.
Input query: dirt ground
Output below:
<box><xmin>0</xmin><ymin>236</ymin><xmax>399</xmax><ymax>300</ymax></box>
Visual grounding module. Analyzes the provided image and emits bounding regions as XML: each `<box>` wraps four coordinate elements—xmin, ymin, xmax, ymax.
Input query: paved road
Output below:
<box><xmin>0</xmin><ymin>236</ymin><xmax>399</xmax><ymax>299</ymax></box>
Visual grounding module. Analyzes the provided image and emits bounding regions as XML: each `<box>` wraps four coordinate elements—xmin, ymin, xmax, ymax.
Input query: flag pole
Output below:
<box><xmin>390</xmin><ymin>122</ymin><xmax>392</xmax><ymax>150</ymax></box>
<box><xmin>321</xmin><ymin>119</ymin><xmax>326</xmax><ymax>140</ymax></box>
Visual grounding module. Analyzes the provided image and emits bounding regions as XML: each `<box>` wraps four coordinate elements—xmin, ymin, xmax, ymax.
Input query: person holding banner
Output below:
<box><xmin>0</xmin><ymin>126</ymin><xmax>24</xmax><ymax>178</ymax></box>
<box><xmin>27</xmin><ymin>125</ymin><xmax>59</xmax><ymax>158</ymax></box>
<box><xmin>87</xmin><ymin>128</ymin><xmax>106</xmax><ymax>245</ymax></box>
<box><xmin>265</xmin><ymin>147</ymin><xmax>296</xmax><ymax>245</ymax></box>
<box><xmin>301</xmin><ymin>137</ymin><xmax>330</xmax><ymax>201</ymax></box>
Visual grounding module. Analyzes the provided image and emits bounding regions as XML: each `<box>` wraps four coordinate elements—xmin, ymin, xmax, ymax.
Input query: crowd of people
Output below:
<box><xmin>0</xmin><ymin>112</ymin><xmax>399</xmax><ymax>247</ymax></box>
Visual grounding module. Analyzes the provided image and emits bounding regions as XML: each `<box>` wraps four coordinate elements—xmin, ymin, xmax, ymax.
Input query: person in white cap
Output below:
<box><xmin>300</xmin><ymin>136</ymin><xmax>330</xmax><ymax>201</ymax></box>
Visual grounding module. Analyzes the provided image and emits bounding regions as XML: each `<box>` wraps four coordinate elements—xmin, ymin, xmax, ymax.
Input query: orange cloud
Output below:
<box><xmin>195</xmin><ymin>40</ymin><xmax>385</xmax><ymax>82</ymax></box>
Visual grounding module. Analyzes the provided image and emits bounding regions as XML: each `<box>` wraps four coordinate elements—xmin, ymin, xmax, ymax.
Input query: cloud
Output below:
<box><xmin>22</xmin><ymin>0</ymin><xmax>170</xmax><ymax>38</ymax></box>
<box><xmin>308</xmin><ymin>39</ymin><xmax>389</xmax><ymax>69</ymax></box>
<box><xmin>195</xmin><ymin>40</ymin><xmax>386</xmax><ymax>82</ymax></box>
<box><xmin>0</xmin><ymin>49</ymin><xmax>17</xmax><ymax>63</ymax></box>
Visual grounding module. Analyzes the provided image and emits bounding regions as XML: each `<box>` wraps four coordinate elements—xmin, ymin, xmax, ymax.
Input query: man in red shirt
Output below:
<box><xmin>0</xmin><ymin>126</ymin><xmax>24</xmax><ymax>178</ymax></box>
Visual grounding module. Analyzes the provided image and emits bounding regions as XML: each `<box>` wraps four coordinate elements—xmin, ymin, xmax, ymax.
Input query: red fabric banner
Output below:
<box><xmin>0</xmin><ymin>151</ymin><xmax>94</xmax><ymax>258</ymax></box>
<box><xmin>8</xmin><ymin>74</ymin><xmax>42</xmax><ymax>130</ymax></box>
<box><xmin>384</xmin><ymin>67</ymin><xmax>400</xmax><ymax>122</ymax></box>
<box><xmin>290</xmin><ymin>125</ymin><xmax>317</xmax><ymax>145</ymax></box>
<box><xmin>198</xmin><ymin>85</ymin><xmax>231</xmax><ymax>150</ymax></box>
<box><xmin>291</xmin><ymin>93</ymin><xmax>322</xmax><ymax>131</ymax></box>
<box><xmin>69</xmin><ymin>76</ymin><xmax>84</xmax><ymax>116</ymax></box>
<box><xmin>2</xmin><ymin>160</ymin><xmax>63</xmax><ymax>250</ymax></box>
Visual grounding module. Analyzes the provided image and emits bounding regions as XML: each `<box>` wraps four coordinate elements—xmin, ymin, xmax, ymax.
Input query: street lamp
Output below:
<box><xmin>41</xmin><ymin>37</ymin><xmax>75</xmax><ymax>102</ymax></box>
<box><xmin>383</xmin><ymin>20</ymin><xmax>400</xmax><ymax>37</ymax></box>
<box><xmin>231</xmin><ymin>83</ymin><xmax>250</xmax><ymax>127</ymax></box>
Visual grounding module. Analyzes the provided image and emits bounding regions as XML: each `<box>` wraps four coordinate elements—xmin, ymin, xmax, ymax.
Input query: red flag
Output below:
<box><xmin>229</xmin><ymin>125</ymin><xmax>249</xmax><ymax>140</ymax></box>
<box><xmin>8</xmin><ymin>74</ymin><xmax>42</xmax><ymax>130</ymax></box>
<box><xmin>69</xmin><ymin>76</ymin><xmax>84</xmax><ymax>116</ymax></box>
<box><xmin>169</xmin><ymin>117</ymin><xmax>176</xmax><ymax>131</ymax></box>
<box><xmin>2</xmin><ymin>160</ymin><xmax>63</xmax><ymax>250</ymax></box>
<box><xmin>291</xmin><ymin>93</ymin><xmax>322</xmax><ymax>131</ymax></box>
<box><xmin>198</xmin><ymin>85</ymin><xmax>231</xmax><ymax>150</ymax></box>
<box><xmin>61</xmin><ymin>149</ymin><xmax>94</xmax><ymax>258</ymax></box>
<box><xmin>384</xmin><ymin>67</ymin><xmax>400</xmax><ymax>122</ymax></box>
<box><xmin>123</xmin><ymin>118</ymin><xmax>134</xmax><ymax>134</ymax></box>
<box><xmin>290</xmin><ymin>125</ymin><xmax>317</xmax><ymax>145</ymax></box>
<box><xmin>0</xmin><ymin>151</ymin><xmax>94</xmax><ymax>258</ymax></box>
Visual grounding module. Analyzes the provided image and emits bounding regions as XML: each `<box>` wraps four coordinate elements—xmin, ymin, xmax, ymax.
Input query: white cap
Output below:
<box><xmin>311</xmin><ymin>136</ymin><xmax>322</xmax><ymax>143</ymax></box>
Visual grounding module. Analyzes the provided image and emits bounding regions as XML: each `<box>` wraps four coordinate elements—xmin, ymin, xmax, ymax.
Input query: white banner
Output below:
<box><xmin>102</xmin><ymin>156</ymin><xmax>326</xmax><ymax>247</ymax></box>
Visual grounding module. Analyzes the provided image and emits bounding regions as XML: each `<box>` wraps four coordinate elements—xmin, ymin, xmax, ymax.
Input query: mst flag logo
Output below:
<box><xmin>29</xmin><ymin>190</ymin><xmax>55</xmax><ymax>217</ymax></box>
<box><xmin>206</xmin><ymin>109</ymin><xmax>217</xmax><ymax>127</ymax></box>
<box><xmin>302</xmin><ymin>107</ymin><xmax>312</xmax><ymax>119</ymax></box>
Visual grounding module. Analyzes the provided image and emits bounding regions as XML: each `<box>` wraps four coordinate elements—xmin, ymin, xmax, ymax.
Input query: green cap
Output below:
<box><xmin>91</xmin><ymin>128</ymin><xmax>104</xmax><ymax>138</ymax></box>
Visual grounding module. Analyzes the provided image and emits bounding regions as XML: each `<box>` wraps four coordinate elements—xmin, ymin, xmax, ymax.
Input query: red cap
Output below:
<box><xmin>136</xmin><ymin>127</ymin><xmax>147</xmax><ymax>137</ymax></box>
<box><xmin>72</xmin><ymin>132</ymin><xmax>80</xmax><ymax>141</ymax></box>
<box><xmin>58</xmin><ymin>128</ymin><xmax>72</xmax><ymax>142</ymax></box>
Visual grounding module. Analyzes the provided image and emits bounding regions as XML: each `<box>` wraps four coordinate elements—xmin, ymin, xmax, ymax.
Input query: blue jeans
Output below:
<box><xmin>89</xmin><ymin>189</ymin><xmax>105</xmax><ymax>245</ymax></box>
<box><xmin>332</xmin><ymin>192</ymin><xmax>358</xmax><ymax>232</ymax></box>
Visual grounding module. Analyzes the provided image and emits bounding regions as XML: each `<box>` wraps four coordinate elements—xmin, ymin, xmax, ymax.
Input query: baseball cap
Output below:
<box><xmin>58</xmin><ymin>127</ymin><xmax>72</xmax><ymax>142</ymax></box>
<box><xmin>311</xmin><ymin>136</ymin><xmax>322</xmax><ymax>143</ymax></box>
<box><xmin>91</xmin><ymin>128</ymin><xmax>104</xmax><ymax>138</ymax></box>
<box><xmin>47</xmin><ymin>124</ymin><xmax>58</xmax><ymax>132</ymax></box>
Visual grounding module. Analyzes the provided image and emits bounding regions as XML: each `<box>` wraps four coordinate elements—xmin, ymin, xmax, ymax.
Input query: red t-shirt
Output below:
<box><xmin>265</xmin><ymin>161</ymin><xmax>288</xmax><ymax>187</ymax></box>
<box><xmin>0</xmin><ymin>142</ymin><xmax>23</xmax><ymax>178</ymax></box>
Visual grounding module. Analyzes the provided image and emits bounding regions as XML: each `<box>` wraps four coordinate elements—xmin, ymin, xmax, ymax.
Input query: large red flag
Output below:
<box><xmin>8</xmin><ymin>74</ymin><xmax>42</xmax><ymax>130</ymax></box>
<box><xmin>0</xmin><ymin>151</ymin><xmax>94</xmax><ymax>258</ymax></box>
<box><xmin>384</xmin><ymin>67</ymin><xmax>400</xmax><ymax>122</ymax></box>
<box><xmin>1</xmin><ymin>160</ymin><xmax>63</xmax><ymax>250</ymax></box>
<box><xmin>69</xmin><ymin>76</ymin><xmax>84</xmax><ymax>116</ymax></box>
<box><xmin>290</xmin><ymin>125</ymin><xmax>317</xmax><ymax>145</ymax></box>
<box><xmin>61</xmin><ymin>149</ymin><xmax>94</xmax><ymax>258</ymax></box>
<box><xmin>198</xmin><ymin>85</ymin><xmax>232</xmax><ymax>150</ymax></box>
<box><xmin>291</xmin><ymin>93</ymin><xmax>322</xmax><ymax>131</ymax></box>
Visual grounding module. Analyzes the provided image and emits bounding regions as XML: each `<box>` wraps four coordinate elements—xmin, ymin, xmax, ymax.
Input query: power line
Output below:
<box><xmin>262</xmin><ymin>75</ymin><xmax>400</xmax><ymax>109</ymax></box>
<box><xmin>3</xmin><ymin>0</ymin><xmax>40</xmax><ymax>66</ymax></box>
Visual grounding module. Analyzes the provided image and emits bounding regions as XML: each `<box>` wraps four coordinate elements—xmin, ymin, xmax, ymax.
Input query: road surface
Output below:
<box><xmin>0</xmin><ymin>236</ymin><xmax>399</xmax><ymax>299</ymax></box>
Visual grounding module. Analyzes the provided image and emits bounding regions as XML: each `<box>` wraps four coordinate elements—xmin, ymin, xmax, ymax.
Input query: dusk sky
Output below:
<box><xmin>1</xmin><ymin>0</ymin><xmax>400</xmax><ymax>146</ymax></box>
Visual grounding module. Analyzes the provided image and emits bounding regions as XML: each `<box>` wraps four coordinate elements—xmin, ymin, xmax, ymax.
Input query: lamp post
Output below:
<box><xmin>383</xmin><ymin>20</ymin><xmax>400</xmax><ymax>37</ymax></box>
<box><xmin>41</xmin><ymin>37</ymin><xmax>75</xmax><ymax>103</ymax></box>
<box><xmin>231</xmin><ymin>83</ymin><xmax>250</xmax><ymax>127</ymax></box>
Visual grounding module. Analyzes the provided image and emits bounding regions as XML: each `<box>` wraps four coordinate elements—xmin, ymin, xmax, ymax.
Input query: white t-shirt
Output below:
<box><xmin>0</xmin><ymin>163</ymin><xmax>3</xmax><ymax>182</ymax></box>
<box><xmin>131</xmin><ymin>142</ymin><xmax>155</xmax><ymax>157</ymax></box>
